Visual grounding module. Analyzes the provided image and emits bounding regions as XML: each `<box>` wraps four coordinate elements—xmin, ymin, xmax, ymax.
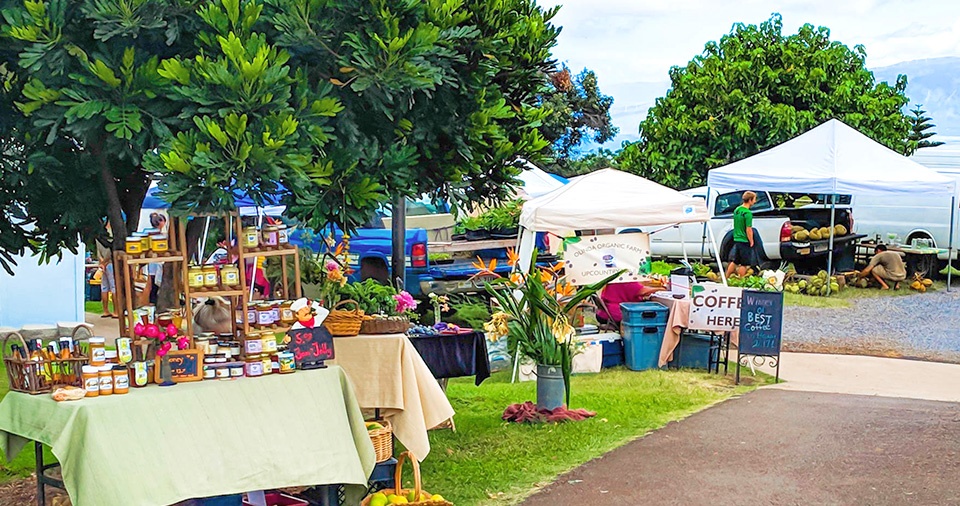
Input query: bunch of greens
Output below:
<box><xmin>339</xmin><ymin>279</ymin><xmax>398</xmax><ymax>315</ymax></box>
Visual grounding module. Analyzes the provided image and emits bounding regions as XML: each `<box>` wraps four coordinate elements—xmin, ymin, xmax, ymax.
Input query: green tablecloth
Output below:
<box><xmin>0</xmin><ymin>366</ymin><xmax>375</xmax><ymax>506</ymax></box>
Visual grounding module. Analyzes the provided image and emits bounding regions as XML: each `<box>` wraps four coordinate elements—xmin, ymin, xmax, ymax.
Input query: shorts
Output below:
<box><xmin>100</xmin><ymin>263</ymin><xmax>115</xmax><ymax>293</ymax></box>
<box><xmin>726</xmin><ymin>242</ymin><xmax>759</xmax><ymax>266</ymax></box>
<box><xmin>873</xmin><ymin>265</ymin><xmax>906</xmax><ymax>282</ymax></box>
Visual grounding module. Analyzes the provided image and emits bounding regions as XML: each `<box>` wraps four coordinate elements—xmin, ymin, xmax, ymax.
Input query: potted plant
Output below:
<box><xmin>429</xmin><ymin>252</ymin><xmax>454</xmax><ymax>265</ymax></box>
<box><xmin>487</xmin><ymin>200</ymin><xmax>522</xmax><ymax>238</ymax></box>
<box><xmin>484</xmin><ymin>250</ymin><xmax>621</xmax><ymax>409</ymax></box>
<box><xmin>342</xmin><ymin>279</ymin><xmax>416</xmax><ymax>334</ymax></box>
<box><xmin>461</xmin><ymin>216</ymin><xmax>490</xmax><ymax>241</ymax></box>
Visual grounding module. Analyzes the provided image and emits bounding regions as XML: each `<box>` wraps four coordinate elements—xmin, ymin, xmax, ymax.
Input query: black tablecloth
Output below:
<box><xmin>408</xmin><ymin>331</ymin><xmax>491</xmax><ymax>386</ymax></box>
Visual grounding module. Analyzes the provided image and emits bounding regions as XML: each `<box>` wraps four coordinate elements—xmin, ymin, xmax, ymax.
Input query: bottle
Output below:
<box><xmin>82</xmin><ymin>366</ymin><xmax>100</xmax><ymax>398</ymax></box>
<box><xmin>89</xmin><ymin>337</ymin><xmax>106</xmax><ymax>366</ymax></box>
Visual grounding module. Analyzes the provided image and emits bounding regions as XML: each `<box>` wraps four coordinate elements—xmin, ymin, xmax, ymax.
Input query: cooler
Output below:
<box><xmin>620</xmin><ymin>302</ymin><xmax>668</xmax><ymax>326</ymax></box>
<box><xmin>621</xmin><ymin>323</ymin><xmax>666</xmax><ymax>371</ymax></box>
<box><xmin>669</xmin><ymin>331</ymin><xmax>718</xmax><ymax>370</ymax></box>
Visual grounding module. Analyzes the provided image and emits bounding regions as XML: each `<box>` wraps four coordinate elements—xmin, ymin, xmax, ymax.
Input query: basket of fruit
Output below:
<box><xmin>366</xmin><ymin>419</ymin><xmax>394</xmax><ymax>462</ymax></box>
<box><xmin>360</xmin><ymin>316</ymin><xmax>410</xmax><ymax>335</ymax></box>
<box><xmin>322</xmin><ymin>299</ymin><xmax>365</xmax><ymax>337</ymax></box>
<box><xmin>362</xmin><ymin>451</ymin><xmax>451</xmax><ymax>505</ymax></box>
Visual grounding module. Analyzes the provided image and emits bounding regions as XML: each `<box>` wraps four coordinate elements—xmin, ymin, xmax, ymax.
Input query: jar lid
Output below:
<box><xmin>126</xmin><ymin>236</ymin><xmax>140</xmax><ymax>241</ymax></box>
<box><xmin>99</xmin><ymin>365</ymin><xmax>114</xmax><ymax>372</ymax></box>
<box><xmin>89</xmin><ymin>337</ymin><xmax>105</xmax><ymax>344</ymax></box>
<box><xmin>112</xmin><ymin>365</ymin><xmax>127</xmax><ymax>371</ymax></box>
<box><xmin>228</xmin><ymin>363</ymin><xmax>244</xmax><ymax>368</ymax></box>
<box><xmin>150</xmin><ymin>234</ymin><xmax>166</xmax><ymax>239</ymax></box>
<box><xmin>82</xmin><ymin>365</ymin><xmax>98</xmax><ymax>374</ymax></box>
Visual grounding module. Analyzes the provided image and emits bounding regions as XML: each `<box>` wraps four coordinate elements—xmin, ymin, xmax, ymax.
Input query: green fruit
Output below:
<box><xmin>807</xmin><ymin>286</ymin><xmax>818</xmax><ymax>295</ymax></box>
<box><xmin>820</xmin><ymin>286</ymin><xmax>830</xmax><ymax>296</ymax></box>
<box><xmin>370</xmin><ymin>493</ymin><xmax>389</xmax><ymax>506</ymax></box>
<box><xmin>819</xmin><ymin>227</ymin><xmax>831</xmax><ymax>238</ymax></box>
<box><xmin>830</xmin><ymin>282</ymin><xmax>840</xmax><ymax>292</ymax></box>
<box><xmin>808</xmin><ymin>229</ymin><xmax>821</xmax><ymax>241</ymax></box>
<box><xmin>817</xmin><ymin>270</ymin><xmax>828</xmax><ymax>280</ymax></box>
<box><xmin>798</xmin><ymin>280</ymin><xmax>807</xmax><ymax>289</ymax></box>
<box><xmin>834</xmin><ymin>224</ymin><xmax>847</xmax><ymax>236</ymax></box>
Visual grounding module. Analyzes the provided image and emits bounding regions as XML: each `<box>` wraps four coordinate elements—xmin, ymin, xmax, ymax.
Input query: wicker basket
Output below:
<box><xmin>361</xmin><ymin>451</ymin><xmax>453</xmax><ymax>506</ymax></box>
<box><xmin>359</xmin><ymin>316</ymin><xmax>410</xmax><ymax>335</ymax></box>
<box><xmin>323</xmin><ymin>299</ymin><xmax>365</xmax><ymax>337</ymax></box>
<box><xmin>367</xmin><ymin>419</ymin><xmax>394</xmax><ymax>463</ymax></box>
<box><xmin>2</xmin><ymin>332</ymin><xmax>88</xmax><ymax>395</ymax></box>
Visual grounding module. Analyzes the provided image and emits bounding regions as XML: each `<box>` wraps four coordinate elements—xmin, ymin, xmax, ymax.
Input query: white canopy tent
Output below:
<box><xmin>516</xmin><ymin>168</ymin><xmax>717</xmax><ymax>274</ymax></box>
<box><xmin>707</xmin><ymin>119</ymin><xmax>958</xmax><ymax>289</ymax></box>
<box><xmin>517</xmin><ymin>161</ymin><xmax>567</xmax><ymax>199</ymax></box>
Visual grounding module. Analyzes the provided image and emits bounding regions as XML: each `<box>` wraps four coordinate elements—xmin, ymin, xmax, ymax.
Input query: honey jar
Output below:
<box><xmin>137</xmin><ymin>232</ymin><xmax>150</xmax><ymax>251</ymax></box>
<box><xmin>149</xmin><ymin>234</ymin><xmax>168</xmax><ymax>252</ymax></box>
<box><xmin>89</xmin><ymin>337</ymin><xmax>106</xmax><ymax>367</ymax></box>
<box><xmin>243</xmin><ymin>226</ymin><xmax>259</xmax><ymax>249</ymax></box>
<box><xmin>202</xmin><ymin>265</ymin><xmax>218</xmax><ymax>287</ymax></box>
<box><xmin>98</xmin><ymin>366</ymin><xmax>114</xmax><ymax>396</ymax></box>
<box><xmin>188</xmin><ymin>265</ymin><xmax>204</xmax><ymax>288</ymax></box>
<box><xmin>82</xmin><ymin>366</ymin><xmax>99</xmax><ymax>397</ymax></box>
<box><xmin>112</xmin><ymin>366</ymin><xmax>129</xmax><ymax>394</ymax></box>
<box><xmin>262</xmin><ymin>226</ymin><xmax>279</xmax><ymax>247</ymax></box>
<box><xmin>220</xmin><ymin>264</ymin><xmax>240</xmax><ymax>287</ymax></box>
<box><xmin>125</xmin><ymin>236</ymin><xmax>143</xmax><ymax>255</ymax></box>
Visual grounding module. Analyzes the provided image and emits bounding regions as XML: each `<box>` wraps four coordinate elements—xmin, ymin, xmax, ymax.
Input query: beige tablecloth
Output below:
<box><xmin>330</xmin><ymin>333</ymin><xmax>455</xmax><ymax>461</ymax></box>
<box><xmin>651</xmin><ymin>293</ymin><xmax>739</xmax><ymax>367</ymax></box>
<box><xmin>0</xmin><ymin>367</ymin><xmax>375</xmax><ymax>506</ymax></box>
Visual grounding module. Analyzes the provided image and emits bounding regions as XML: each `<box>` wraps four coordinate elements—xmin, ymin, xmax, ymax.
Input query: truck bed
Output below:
<box><xmin>428</xmin><ymin>238</ymin><xmax>517</xmax><ymax>253</ymax></box>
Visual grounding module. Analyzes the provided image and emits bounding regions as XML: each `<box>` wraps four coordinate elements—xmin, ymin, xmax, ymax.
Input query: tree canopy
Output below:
<box><xmin>538</xmin><ymin>65</ymin><xmax>617</xmax><ymax>167</ymax></box>
<box><xmin>908</xmin><ymin>105</ymin><xmax>944</xmax><ymax>151</ymax></box>
<box><xmin>618</xmin><ymin>14</ymin><xmax>917</xmax><ymax>189</ymax></box>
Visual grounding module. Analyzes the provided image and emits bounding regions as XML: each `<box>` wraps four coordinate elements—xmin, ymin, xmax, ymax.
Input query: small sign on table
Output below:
<box><xmin>155</xmin><ymin>349</ymin><xmax>204</xmax><ymax>384</ymax></box>
<box><xmin>737</xmin><ymin>289</ymin><xmax>783</xmax><ymax>384</ymax></box>
<box><xmin>286</xmin><ymin>326</ymin><xmax>335</xmax><ymax>370</ymax></box>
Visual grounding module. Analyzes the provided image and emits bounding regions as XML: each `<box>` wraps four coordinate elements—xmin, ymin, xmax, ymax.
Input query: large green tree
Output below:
<box><xmin>618</xmin><ymin>14</ymin><xmax>916</xmax><ymax>189</ymax></box>
<box><xmin>538</xmin><ymin>65</ymin><xmax>618</xmax><ymax>166</ymax></box>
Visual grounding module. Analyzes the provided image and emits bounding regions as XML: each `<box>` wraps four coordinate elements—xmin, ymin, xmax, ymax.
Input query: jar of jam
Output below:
<box><xmin>188</xmin><ymin>265</ymin><xmax>204</xmax><ymax>288</ymax></box>
<box><xmin>202</xmin><ymin>265</ymin><xmax>218</xmax><ymax>287</ymax></box>
<box><xmin>82</xmin><ymin>365</ymin><xmax>99</xmax><ymax>397</ymax></box>
<box><xmin>125</xmin><ymin>236</ymin><xmax>143</xmax><ymax>255</ymax></box>
<box><xmin>257</xmin><ymin>303</ymin><xmax>274</xmax><ymax>326</ymax></box>
<box><xmin>229</xmin><ymin>342</ymin><xmax>241</xmax><ymax>358</ymax></box>
<box><xmin>278</xmin><ymin>352</ymin><xmax>296</xmax><ymax>373</ymax></box>
<box><xmin>220</xmin><ymin>264</ymin><xmax>240</xmax><ymax>287</ymax></box>
<box><xmin>269</xmin><ymin>301</ymin><xmax>281</xmax><ymax>325</ymax></box>
<box><xmin>244</xmin><ymin>336</ymin><xmax>264</xmax><ymax>355</ymax></box>
<box><xmin>203</xmin><ymin>365</ymin><xmax>216</xmax><ymax>380</ymax></box>
<box><xmin>277</xmin><ymin>224</ymin><xmax>289</xmax><ymax>245</ymax></box>
<box><xmin>244</xmin><ymin>355</ymin><xmax>264</xmax><ymax>377</ymax></box>
<box><xmin>262</xmin><ymin>354</ymin><xmax>274</xmax><ymax>375</ymax></box>
<box><xmin>262</xmin><ymin>226</ymin><xmax>279</xmax><ymax>247</ymax></box>
<box><xmin>215</xmin><ymin>364</ymin><xmax>230</xmax><ymax>379</ymax></box>
<box><xmin>262</xmin><ymin>333</ymin><xmax>278</xmax><ymax>354</ymax></box>
<box><xmin>247</xmin><ymin>303</ymin><xmax>258</xmax><ymax>327</ymax></box>
<box><xmin>150</xmin><ymin>234</ymin><xmax>168</xmax><ymax>252</ymax></box>
<box><xmin>89</xmin><ymin>337</ymin><xmax>106</xmax><ymax>367</ymax></box>
<box><xmin>243</xmin><ymin>226</ymin><xmax>259</xmax><ymax>249</ymax></box>
<box><xmin>228</xmin><ymin>363</ymin><xmax>244</xmax><ymax>378</ymax></box>
<box><xmin>157</xmin><ymin>313</ymin><xmax>174</xmax><ymax>329</ymax></box>
<box><xmin>280</xmin><ymin>301</ymin><xmax>295</xmax><ymax>324</ymax></box>
<box><xmin>137</xmin><ymin>232</ymin><xmax>150</xmax><ymax>251</ymax></box>
<box><xmin>112</xmin><ymin>365</ymin><xmax>129</xmax><ymax>394</ymax></box>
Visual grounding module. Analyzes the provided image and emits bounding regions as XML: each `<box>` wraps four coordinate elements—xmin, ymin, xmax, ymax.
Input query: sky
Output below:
<box><xmin>540</xmin><ymin>0</ymin><xmax>960</xmax><ymax>146</ymax></box>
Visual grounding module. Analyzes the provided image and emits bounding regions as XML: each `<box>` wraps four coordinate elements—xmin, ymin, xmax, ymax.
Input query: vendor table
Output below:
<box><xmin>330</xmin><ymin>334</ymin><xmax>455</xmax><ymax>461</ymax></box>
<box><xmin>651</xmin><ymin>293</ymin><xmax>738</xmax><ymax>369</ymax></box>
<box><xmin>408</xmin><ymin>331</ymin><xmax>491</xmax><ymax>386</ymax></box>
<box><xmin>0</xmin><ymin>367</ymin><xmax>375</xmax><ymax>506</ymax></box>
<box><xmin>856</xmin><ymin>241</ymin><xmax>945</xmax><ymax>277</ymax></box>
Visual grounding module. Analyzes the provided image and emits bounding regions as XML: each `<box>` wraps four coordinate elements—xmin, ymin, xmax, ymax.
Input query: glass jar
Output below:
<box><xmin>125</xmin><ymin>236</ymin><xmax>143</xmax><ymax>255</ymax></box>
<box><xmin>244</xmin><ymin>335</ymin><xmax>264</xmax><ymax>355</ymax></box>
<box><xmin>220</xmin><ymin>264</ymin><xmax>240</xmax><ymax>287</ymax></box>
<box><xmin>82</xmin><ymin>365</ymin><xmax>99</xmax><ymax>397</ymax></box>
<box><xmin>188</xmin><ymin>265</ymin><xmax>205</xmax><ymax>288</ymax></box>
<box><xmin>215</xmin><ymin>364</ymin><xmax>230</xmax><ymax>379</ymax></box>
<box><xmin>228</xmin><ymin>363</ymin><xmax>244</xmax><ymax>377</ymax></box>
<box><xmin>203</xmin><ymin>365</ymin><xmax>216</xmax><ymax>380</ymax></box>
<box><xmin>247</xmin><ymin>303</ymin><xmax>258</xmax><ymax>327</ymax></box>
<box><xmin>262</xmin><ymin>226</ymin><xmax>279</xmax><ymax>247</ymax></box>
<box><xmin>138</xmin><ymin>232</ymin><xmax>151</xmax><ymax>251</ymax></box>
<box><xmin>257</xmin><ymin>303</ymin><xmax>274</xmax><ymax>326</ymax></box>
<box><xmin>89</xmin><ymin>337</ymin><xmax>106</xmax><ymax>367</ymax></box>
<box><xmin>98</xmin><ymin>366</ymin><xmax>114</xmax><ymax>396</ymax></box>
<box><xmin>202</xmin><ymin>265</ymin><xmax>218</xmax><ymax>287</ymax></box>
<box><xmin>278</xmin><ymin>352</ymin><xmax>296</xmax><ymax>374</ymax></box>
<box><xmin>277</xmin><ymin>224</ymin><xmax>289</xmax><ymax>245</ymax></box>
<box><xmin>262</xmin><ymin>333</ymin><xmax>278</xmax><ymax>354</ymax></box>
<box><xmin>229</xmin><ymin>342</ymin><xmax>241</xmax><ymax>358</ymax></box>
<box><xmin>280</xmin><ymin>301</ymin><xmax>295</xmax><ymax>324</ymax></box>
<box><xmin>157</xmin><ymin>313</ymin><xmax>174</xmax><ymax>329</ymax></box>
<box><xmin>243</xmin><ymin>226</ymin><xmax>259</xmax><ymax>249</ymax></box>
<box><xmin>104</xmin><ymin>350</ymin><xmax>118</xmax><ymax>364</ymax></box>
<box><xmin>269</xmin><ymin>301</ymin><xmax>281</xmax><ymax>326</ymax></box>
<box><xmin>112</xmin><ymin>366</ymin><xmax>129</xmax><ymax>394</ymax></box>
<box><xmin>244</xmin><ymin>355</ymin><xmax>264</xmax><ymax>377</ymax></box>
<box><xmin>262</xmin><ymin>354</ymin><xmax>274</xmax><ymax>375</ymax></box>
<box><xmin>150</xmin><ymin>234</ymin><xmax>168</xmax><ymax>252</ymax></box>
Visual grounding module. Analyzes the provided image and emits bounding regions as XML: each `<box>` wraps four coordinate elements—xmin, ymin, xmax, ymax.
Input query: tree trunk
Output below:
<box><xmin>96</xmin><ymin>149</ymin><xmax>127</xmax><ymax>250</ymax></box>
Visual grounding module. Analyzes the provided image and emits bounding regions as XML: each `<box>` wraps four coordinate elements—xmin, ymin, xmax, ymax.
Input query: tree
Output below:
<box><xmin>552</xmin><ymin>148</ymin><xmax>618</xmax><ymax>178</ymax></box>
<box><xmin>907</xmin><ymin>104</ymin><xmax>944</xmax><ymax>151</ymax></box>
<box><xmin>538</xmin><ymin>65</ymin><xmax>618</xmax><ymax>166</ymax></box>
<box><xmin>0</xmin><ymin>0</ymin><xmax>203</xmax><ymax>264</ymax></box>
<box><xmin>620</xmin><ymin>14</ymin><xmax>916</xmax><ymax>189</ymax></box>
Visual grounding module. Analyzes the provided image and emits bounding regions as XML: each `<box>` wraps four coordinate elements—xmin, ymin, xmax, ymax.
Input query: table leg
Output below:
<box><xmin>35</xmin><ymin>441</ymin><xmax>43</xmax><ymax>506</ymax></box>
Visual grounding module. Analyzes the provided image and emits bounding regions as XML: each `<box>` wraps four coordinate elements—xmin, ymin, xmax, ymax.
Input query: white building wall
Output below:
<box><xmin>0</xmin><ymin>246</ymin><xmax>85</xmax><ymax>328</ymax></box>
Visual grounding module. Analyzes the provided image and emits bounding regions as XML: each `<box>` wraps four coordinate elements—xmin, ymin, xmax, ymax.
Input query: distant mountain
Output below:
<box><xmin>873</xmin><ymin>57</ymin><xmax>960</xmax><ymax>137</ymax></box>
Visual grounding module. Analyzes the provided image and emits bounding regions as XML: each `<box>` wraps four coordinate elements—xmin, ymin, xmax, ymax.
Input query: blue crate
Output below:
<box><xmin>669</xmin><ymin>332</ymin><xmax>717</xmax><ymax>370</ymax></box>
<box><xmin>620</xmin><ymin>302</ymin><xmax>669</xmax><ymax>326</ymax></box>
<box><xmin>590</xmin><ymin>335</ymin><xmax>624</xmax><ymax>368</ymax></box>
<box><xmin>621</xmin><ymin>323</ymin><xmax>667</xmax><ymax>371</ymax></box>
<box><xmin>195</xmin><ymin>495</ymin><xmax>243</xmax><ymax>506</ymax></box>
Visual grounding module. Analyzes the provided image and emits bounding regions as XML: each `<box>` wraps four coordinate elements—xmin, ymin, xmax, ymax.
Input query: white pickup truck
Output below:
<box><xmin>644</xmin><ymin>188</ymin><xmax>863</xmax><ymax>269</ymax></box>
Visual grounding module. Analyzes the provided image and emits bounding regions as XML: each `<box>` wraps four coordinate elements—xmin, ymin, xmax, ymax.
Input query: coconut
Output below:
<box><xmin>834</xmin><ymin>224</ymin><xmax>847</xmax><ymax>236</ymax></box>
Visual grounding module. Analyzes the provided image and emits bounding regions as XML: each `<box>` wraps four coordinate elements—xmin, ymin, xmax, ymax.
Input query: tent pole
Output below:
<box><xmin>699</xmin><ymin>187</ymin><xmax>710</xmax><ymax>261</ymax></box>
<box><xmin>949</xmin><ymin>196</ymin><xmax>956</xmax><ymax>292</ymax></box>
<box><xmin>707</xmin><ymin>224</ymin><xmax>727</xmax><ymax>285</ymax></box>
<box><xmin>199</xmin><ymin>217</ymin><xmax>210</xmax><ymax>264</ymax></box>
<box><xmin>826</xmin><ymin>195</ymin><xmax>837</xmax><ymax>295</ymax></box>
<box><xmin>678</xmin><ymin>225</ymin><xmax>690</xmax><ymax>266</ymax></box>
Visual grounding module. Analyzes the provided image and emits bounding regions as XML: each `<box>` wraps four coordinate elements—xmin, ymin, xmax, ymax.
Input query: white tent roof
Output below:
<box><xmin>517</xmin><ymin>161</ymin><xmax>566</xmax><ymax>199</ymax></box>
<box><xmin>707</xmin><ymin>119</ymin><xmax>957</xmax><ymax>196</ymax></box>
<box><xmin>519</xmin><ymin>168</ymin><xmax>709</xmax><ymax>233</ymax></box>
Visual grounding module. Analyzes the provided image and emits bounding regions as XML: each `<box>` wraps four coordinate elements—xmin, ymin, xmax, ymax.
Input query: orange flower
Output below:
<box><xmin>554</xmin><ymin>281</ymin><xmax>576</xmax><ymax>298</ymax></box>
<box><xmin>506</xmin><ymin>247</ymin><xmax>520</xmax><ymax>267</ymax></box>
<box><xmin>509</xmin><ymin>272</ymin><xmax>522</xmax><ymax>285</ymax></box>
<box><xmin>547</xmin><ymin>262</ymin><xmax>565</xmax><ymax>273</ymax></box>
<box><xmin>471</xmin><ymin>257</ymin><xmax>498</xmax><ymax>276</ymax></box>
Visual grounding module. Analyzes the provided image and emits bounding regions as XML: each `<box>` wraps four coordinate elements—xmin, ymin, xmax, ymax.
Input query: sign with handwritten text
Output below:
<box><xmin>155</xmin><ymin>349</ymin><xmax>203</xmax><ymax>383</ymax></box>
<box><xmin>286</xmin><ymin>326</ymin><xmax>335</xmax><ymax>368</ymax></box>
<box><xmin>738</xmin><ymin>290</ymin><xmax>783</xmax><ymax>356</ymax></box>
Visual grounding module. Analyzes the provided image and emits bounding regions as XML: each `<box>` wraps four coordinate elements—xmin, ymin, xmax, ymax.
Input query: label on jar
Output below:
<box><xmin>245</xmin><ymin>361</ymin><xmax>263</xmax><ymax>377</ymax></box>
<box><xmin>278</xmin><ymin>228</ymin><xmax>288</xmax><ymax>244</ymax></box>
<box><xmin>223</xmin><ymin>269</ymin><xmax>239</xmax><ymax>285</ymax></box>
<box><xmin>114</xmin><ymin>374</ymin><xmax>129</xmax><ymax>390</ymax></box>
<box><xmin>262</xmin><ymin>357</ymin><xmax>273</xmax><ymax>374</ymax></box>
<box><xmin>263</xmin><ymin>337</ymin><xmax>278</xmax><ymax>353</ymax></box>
<box><xmin>204</xmin><ymin>271</ymin><xmax>218</xmax><ymax>286</ymax></box>
<box><xmin>84</xmin><ymin>377</ymin><xmax>100</xmax><ymax>393</ymax></box>
<box><xmin>244</xmin><ymin>231</ymin><xmax>259</xmax><ymax>247</ymax></box>
<box><xmin>190</xmin><ymin>271</ymin><xmax>204</xmax><ymax>287</ymax></box>
<box><xmin>99</xmin><ymin>376</ymin><xmax>113</xmax><ymax>394</ymax></box>
<box><xmin>281</xmin><ymin>307</ymin><xmax>294</xmax><ymax>322</ymax></box>
<box><xmin>245</xmin><ymin>338</ymin><xmax>263</xmax><ymax>354</ymax></box>
<box><xmin>269</xmin><ymin>306</ymin><xmax>280</xmax><ymax>322</ymax></box>
<box><xmin>203</xmin><ymin>367</ymin><xmax>216</xmax><ymax>379</ymax></box>
<box><xmin>216</xmin><ymin>367</ymin><xmax>230</xmax><ymax>379</ymax></box>
<box><xmin>91</xmin><ymin>347</ymin><xmax>106</xmax><ymax>364</ymax></box>
<box><xmin>257</xmin><ymin>310</ymin><xmax>273</xmax><ymax>325</ymax></box>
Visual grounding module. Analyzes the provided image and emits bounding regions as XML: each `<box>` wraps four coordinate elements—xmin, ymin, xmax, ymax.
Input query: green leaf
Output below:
<box><xmin>89</xmin><ymin>59</ymin><xmax>121</xmax><ymax>88</ymax></box>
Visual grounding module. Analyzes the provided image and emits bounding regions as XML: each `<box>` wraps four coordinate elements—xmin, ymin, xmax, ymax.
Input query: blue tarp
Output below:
<box><xmin>142</xmin><ymin>185</ymin><xmax>285</xmax><ymax>209</ymax></box>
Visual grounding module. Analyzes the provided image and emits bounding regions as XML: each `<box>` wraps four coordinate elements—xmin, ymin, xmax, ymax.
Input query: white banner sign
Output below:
<box><xmin>688</xmin><ymin>283</ymin><xmax>743</xmax><ymax>331</ymax></box>
<box><xmin>563</xmin><ymin>233</ymin><xmax>651</xmax><ymax>286</ymax></box>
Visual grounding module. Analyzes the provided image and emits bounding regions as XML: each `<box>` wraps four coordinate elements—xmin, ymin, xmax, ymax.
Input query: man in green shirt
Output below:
<box><xmin>725</xmin><ymin>191</ymin><xmax>758</xmax><ymax>278</ymax></box>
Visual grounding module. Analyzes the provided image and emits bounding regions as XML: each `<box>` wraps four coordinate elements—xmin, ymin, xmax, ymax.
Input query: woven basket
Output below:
<box><xmin>323</xmin><ymin>299</ymin><xmax>365</xmax><ymax>337</ymax></box>
<box><xmin>360</xmin><ymin>316</ymin><xmax>410</xmax><ymax>335</ymax></box>
<box><xmin>367</xmin><ymin>419</ymin><xmax>394</xmax><ymax>463</ymax></box>
<box><xmin>361</xmin><ymin>451</ymin><xmax>453</xmax><ymax>506</ymax></box>
<box><xmin>2</xmin><ymin>332</ymin><xmax>88</xmax><ymax>395</ymax></box>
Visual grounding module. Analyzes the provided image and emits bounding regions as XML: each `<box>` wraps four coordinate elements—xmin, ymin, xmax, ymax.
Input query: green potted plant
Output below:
<box><xmin>488</xmin><ymin>200</ymin><xmax>522</xmax><ymax>238</ymax></box>
<box><xmin>484</xmin><ymin>251</ymin><xmax>621</xmax><ymax>410</ymax></box>
<box><xmin>461</xmin><ymin>216</ymin><xmax>490</xmax><ymax>241</ymax></box>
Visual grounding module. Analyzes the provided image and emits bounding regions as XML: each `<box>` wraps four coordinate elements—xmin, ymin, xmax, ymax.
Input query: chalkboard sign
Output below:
<box><xmin>155</xmin><ymin>349</ymin><xmax>204</xmax><ymax>383</ymax></box>
<box><xmin>738</xmin><ymin>290</ymin><xmax>784</xmax><ymax>356</ymax></box>
<box><xmin>286</xmin><ymin>326</ymin><xmax>334</xmax><ymax>370</ymax></box>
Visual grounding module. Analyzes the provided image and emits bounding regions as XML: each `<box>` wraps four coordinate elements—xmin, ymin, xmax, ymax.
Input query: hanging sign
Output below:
<box><xmin>687</xmin><ymin>283</ymin><xmax>742</xmax><ymax>331</ymax></box>
<box><xmin>563</xmin><ymin>233</ymin><xmax>651</xmax><ymax>286</ymax></box>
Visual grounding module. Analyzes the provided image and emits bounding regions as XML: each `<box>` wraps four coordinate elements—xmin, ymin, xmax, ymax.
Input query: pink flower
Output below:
<box><xmin>325</xmin><ymin>261</ymin><xmax>339</xmax><ymax>272</ymax></box>
<box><xmin>157</xmin><ymin>341</ymin><xmax>172</xmax><ymax>357</ymax></box>
<box><xmin>166</xmin><ymin>324</ymin><xmax>178</xmax><ymax>337</ymax></box>
<box><xmin>144</xmin><ymin>324</ymin><xmax>160</xmax><ymax>339</ymax></box>
<box><xmin>393</xmin><ymin>291</ymin><xmax>417</xmax><ymax>314</ymax></box>
<box><xmin>177</xmin><ymin>336</ymin><xmax>190</xmax><ymax>350</ymax></box>
<box><xmin>134</xmin><ymin>323</ymin><xmax>145</xmax><ymax>336</ymax></box>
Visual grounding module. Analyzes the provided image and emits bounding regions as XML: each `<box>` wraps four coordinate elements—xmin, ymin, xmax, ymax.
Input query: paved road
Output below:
<box><xmin>523</xmin><ymin>389</ymin><xmax>960</xmax><ymax>505</ymax></box>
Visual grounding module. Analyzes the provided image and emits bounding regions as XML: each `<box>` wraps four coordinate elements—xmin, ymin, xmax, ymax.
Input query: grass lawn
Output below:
<box><xmin>84</xmin><ymin>300</ymin><xmax>102</xmax><ymax>314</ymax></box>
<box><xmin>420</xmin><ymin>367</ymin><xmax>771</xmax><ymax>505</ymax></box>
<box><xmin>0</xmin><ymin>361</ymin><xmax>56</xmax><ymax>485</ymax></box>
<box><xmin>785</xmin><ymin>281</ymin><xmax>945</xmax><ymax>308</ymax></box>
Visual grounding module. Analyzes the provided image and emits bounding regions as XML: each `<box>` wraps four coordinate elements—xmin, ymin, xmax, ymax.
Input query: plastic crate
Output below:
<box><xmin>591</xmin><ymin>334</ymin><xmax>624</xmax><ymax>368</ymax></box>
<box><xmin>620</xmin><ymin>302</ymin><xmax>669</xmax><ymax>326</ymax></box>
<box><xmin>669</xmin><ymin>332</ymin><xmax>717</xmax><ymax>370</ymax></box>
<box><xmin>196</xmin><ymin>495</ymin><xmax>243</xmax><ymax>506</ymax></box>
<box><xmin>621</xmin><ymin>323</ymin><xmax>666</xmax><ymax>371</ymax></box>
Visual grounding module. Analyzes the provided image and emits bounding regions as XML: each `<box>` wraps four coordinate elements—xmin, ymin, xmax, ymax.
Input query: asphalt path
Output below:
<box><xmin>523</xmin><ymin>389</ymin><xmax>960</xmax><ymax>505</ymax></box>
